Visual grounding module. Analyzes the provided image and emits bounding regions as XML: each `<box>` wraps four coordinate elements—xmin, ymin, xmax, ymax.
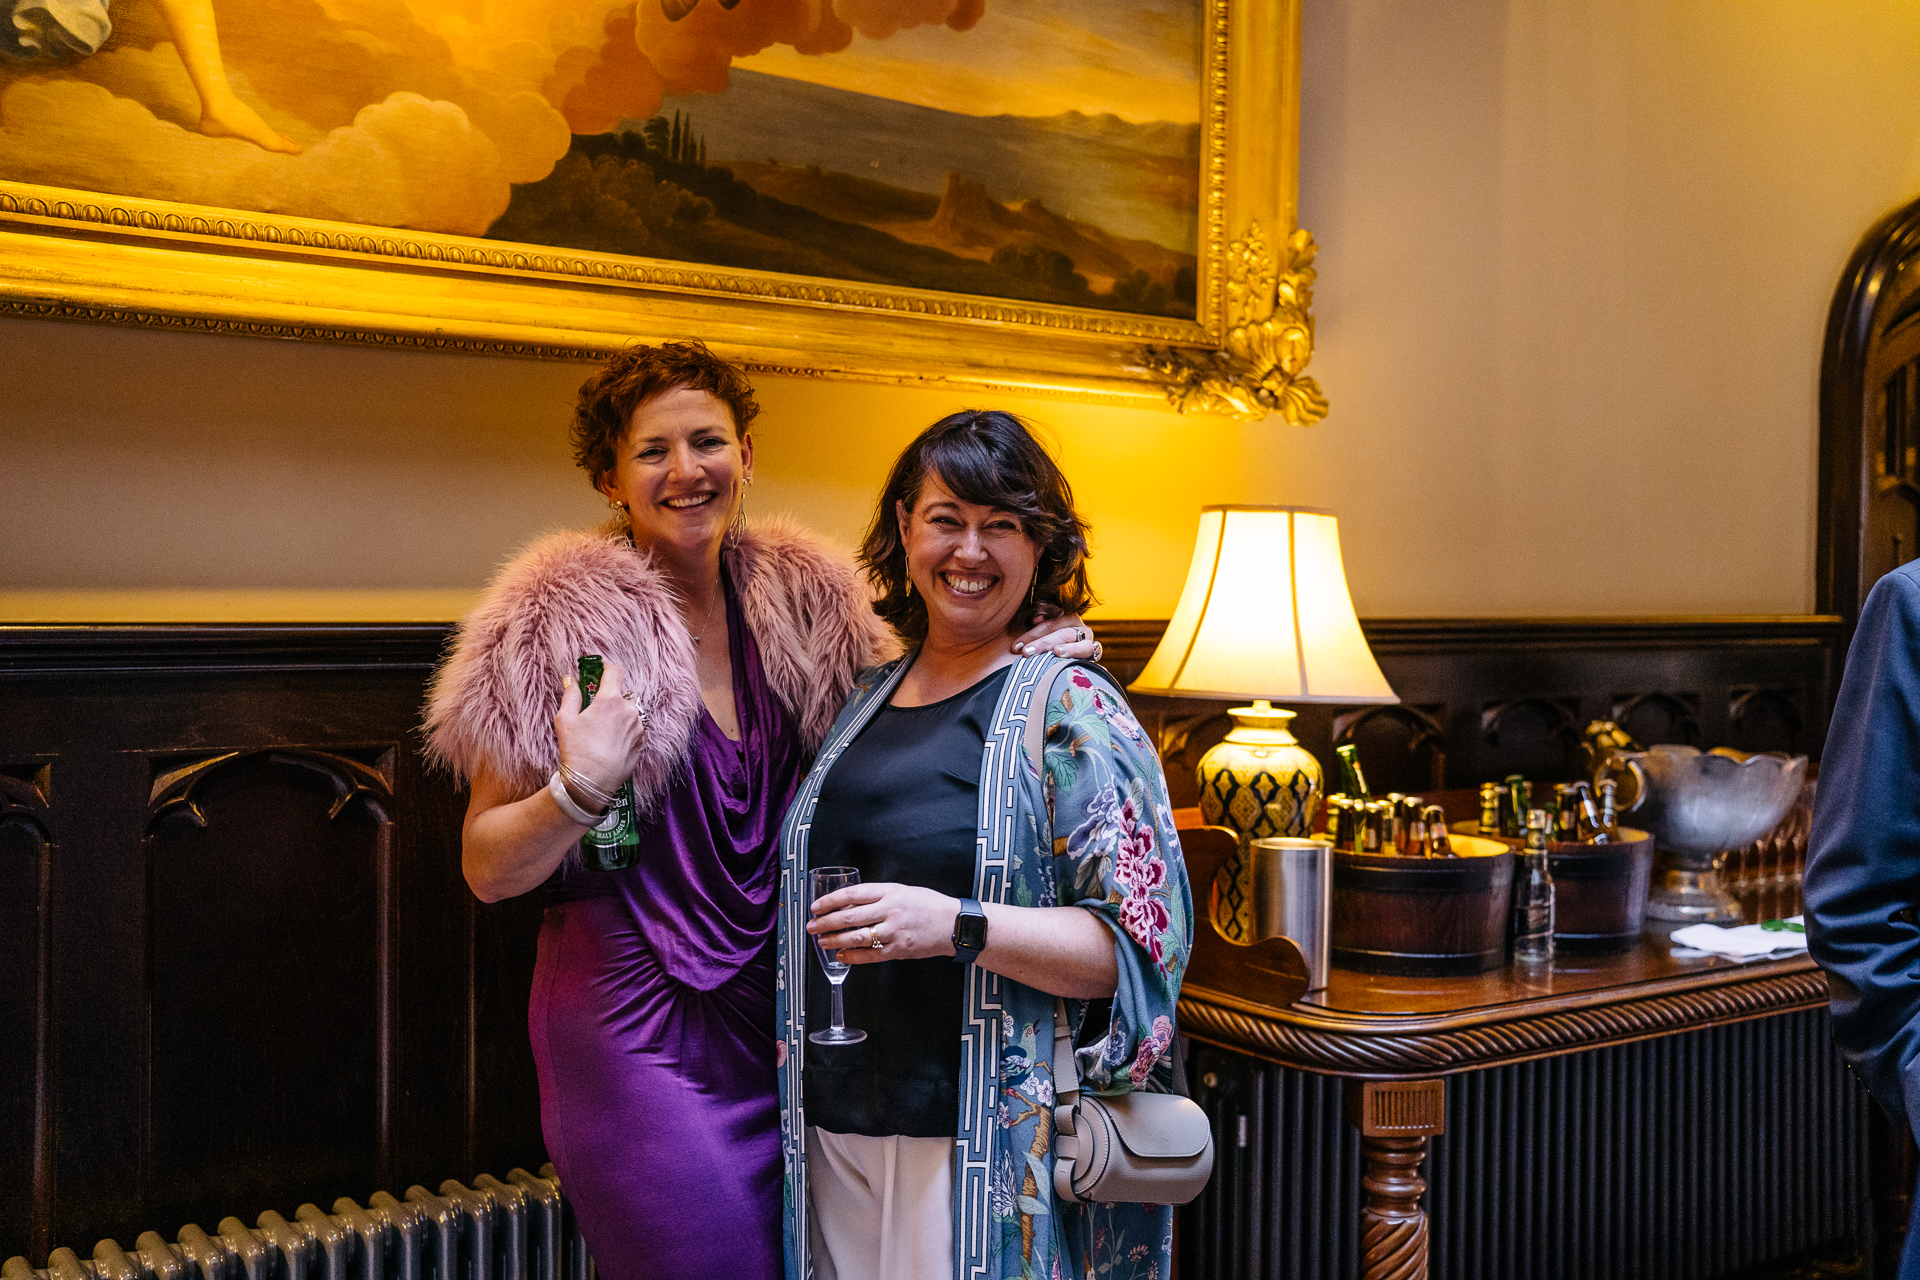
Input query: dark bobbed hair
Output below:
<box><xmin>861</xmin><ymin>410</ymin><xmax>1096</xmax><ymax>642</ymax></box>
<box><xmin>570</xmin><ymin>340</ymin><xmax>760</xmax><ymax>491</ymax></box>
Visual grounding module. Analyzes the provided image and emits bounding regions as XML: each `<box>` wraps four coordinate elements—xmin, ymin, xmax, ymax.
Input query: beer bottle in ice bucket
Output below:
<box><xmin>576</xmin><ymin>654</ymin><xmax>640</xmax><ymax>871</ymax></box>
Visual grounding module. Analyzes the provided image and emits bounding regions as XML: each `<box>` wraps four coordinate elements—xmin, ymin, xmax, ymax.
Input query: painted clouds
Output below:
<box><xmin>0</xmin><ymin>0</ymin><xmax>989</xmax><ymax>235</ymax></box>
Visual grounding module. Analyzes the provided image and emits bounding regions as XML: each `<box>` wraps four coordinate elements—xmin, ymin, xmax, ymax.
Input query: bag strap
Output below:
<box><xmin>1052</xmin><ymin>997</ymin><xmax>1083</xmax><ymax>1202</ymax></box>
<box><xmin>1051</xmin><ymin>997</ymin><xmax>1081</xmax><ymax>1099</ymax></box>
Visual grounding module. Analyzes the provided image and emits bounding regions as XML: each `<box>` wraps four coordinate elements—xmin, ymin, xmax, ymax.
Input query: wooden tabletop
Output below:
<box><xmin>1173</xmin><ymin>822</ymin><xmax>1830</xmax><ymax>1080</ymax></box>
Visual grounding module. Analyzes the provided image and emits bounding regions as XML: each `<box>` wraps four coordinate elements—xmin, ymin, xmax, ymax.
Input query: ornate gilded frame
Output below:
<box><xmin>0</xmin><ymin>0</ymin><xmax>1320</xmax><ymax>423</ymax></box>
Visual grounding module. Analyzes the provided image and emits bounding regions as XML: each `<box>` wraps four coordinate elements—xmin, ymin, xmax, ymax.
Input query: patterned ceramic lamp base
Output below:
<box><xmin>1196</xmin><ymin>702</ymin><xmax>1323</xmax><ymax>943</ymax></box>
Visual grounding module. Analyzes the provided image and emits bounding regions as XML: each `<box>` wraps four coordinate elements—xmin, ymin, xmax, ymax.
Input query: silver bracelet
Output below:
<box><xmin>549</xmin><ymin>769</ymin><xmax>619</xmax><ymax>830</ymax></box>
<box><xmin>559</xmin><ymin>762</ymin><xmax>621</xmax><ymax>810</ymax></box>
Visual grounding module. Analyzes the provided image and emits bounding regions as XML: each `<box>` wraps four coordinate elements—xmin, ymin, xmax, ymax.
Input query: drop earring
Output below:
<box><xmin>726</xmin><ymin>471</ymin><xmax>752</xmax><ymax>547</ymax></box>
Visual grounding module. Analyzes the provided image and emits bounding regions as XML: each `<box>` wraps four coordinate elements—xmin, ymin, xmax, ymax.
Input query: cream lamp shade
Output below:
<box><xmin>1130</xmin><ymin>506</ymin><xmax>1397</xmax><ymax>705</ymax></box>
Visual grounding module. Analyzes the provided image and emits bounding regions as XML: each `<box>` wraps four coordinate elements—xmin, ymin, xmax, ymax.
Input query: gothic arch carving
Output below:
<box><xmin>148</xmin><ymin>748</ymin><xmax>394</xmax><ymax>832</ymax></box>
<box><xmin>1610</xmin><ymin>691</ymin><xmax>1701</xmax><ymax>748</ymax></box>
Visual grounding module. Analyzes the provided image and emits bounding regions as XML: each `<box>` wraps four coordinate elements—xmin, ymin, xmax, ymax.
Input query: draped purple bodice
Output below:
<box><xmin>545</xmin><ymin>573</ymin><xmax>806</xmax><ymax>990</ymax></box>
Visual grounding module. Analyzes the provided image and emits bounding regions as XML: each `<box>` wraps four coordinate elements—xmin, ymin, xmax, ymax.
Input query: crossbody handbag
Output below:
<box><xmin>1050</xmin><ymin>998</ymin><xmax>1215</xmax><ymax>1205</ymax></box>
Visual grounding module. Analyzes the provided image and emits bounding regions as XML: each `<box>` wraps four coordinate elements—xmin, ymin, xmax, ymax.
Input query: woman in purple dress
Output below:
<box><xmin>422</xmin><ymin>342</ymin><xmax>1098</xmax><ymax>1280</ymax></box>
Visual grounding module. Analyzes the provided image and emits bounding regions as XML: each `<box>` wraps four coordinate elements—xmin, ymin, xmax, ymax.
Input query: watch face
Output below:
<box><xmin>955</xmin><ymin>910</ymin><xmax>988</xmax><ymax>953</ymax></box>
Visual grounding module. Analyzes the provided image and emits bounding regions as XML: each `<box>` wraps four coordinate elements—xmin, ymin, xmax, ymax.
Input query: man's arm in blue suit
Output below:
<box><xmin>1807</xmin><ymin>562</ymin><xmax>1920</xmax><ymax>1130</ymax></box>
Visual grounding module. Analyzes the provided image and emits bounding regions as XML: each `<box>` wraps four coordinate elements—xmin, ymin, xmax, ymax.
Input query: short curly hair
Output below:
<box><xmin>570</xmin><ymin>341</ymin><xmax>760</xmax><ymax>490</ymax></box>
<box><xmin>860</xmin><ymin>409</ymin><xmax>1096</xmax><ymax>642</ymax></box>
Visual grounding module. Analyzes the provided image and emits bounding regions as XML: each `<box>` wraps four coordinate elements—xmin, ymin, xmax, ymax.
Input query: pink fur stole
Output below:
<box><xmin>422</xmin><ymin>517</ymin><xmax>894</xmax><ymax>810</ymax></box>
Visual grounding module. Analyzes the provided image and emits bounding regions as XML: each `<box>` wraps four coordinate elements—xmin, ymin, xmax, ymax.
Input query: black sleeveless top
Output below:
<box><xmin>802</xmin><ymin>666</ymin><xmax>1011</xmax><ymax>1138</ymax></box>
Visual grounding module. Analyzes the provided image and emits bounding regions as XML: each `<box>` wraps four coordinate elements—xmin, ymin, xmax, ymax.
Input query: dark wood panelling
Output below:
<box><xmin>0</xmin><ymin>626</ymin><xmax>538</xmax><ymax>1262</ymax></box>
<box><xmin>0</xmin><ymin>765</ymin><xmax>52</xmax><ymax>1261</ymax></box>
<box><xmin>1094</xmin><ymin>617</ymin><xmax>1842</xmax><ymax>807</ymax></box>
<box><xmin>0</xmin><ymin>617</ymin><xmax>1846</xmax><ymax>1260</ymax></box>
<box><xmin>146</xmin><ymin>750</ymin><xmax>387</xmax><ymax>1232</ymax></box>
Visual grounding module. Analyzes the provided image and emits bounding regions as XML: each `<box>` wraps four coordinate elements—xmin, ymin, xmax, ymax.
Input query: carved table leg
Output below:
<box><xmin>1343</xmin><ymin>1078</ymin><xmax>1446</xmax><ymax>1280</ymax></box>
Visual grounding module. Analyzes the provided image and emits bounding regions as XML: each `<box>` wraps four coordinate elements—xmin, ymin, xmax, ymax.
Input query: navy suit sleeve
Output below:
<box><xmin>1806</xmin><ymin>563</ymin><xmax>1920</xmax><ymax>1131</ymax></box>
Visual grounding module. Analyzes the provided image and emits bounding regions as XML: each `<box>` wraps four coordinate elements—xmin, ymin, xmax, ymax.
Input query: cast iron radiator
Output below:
<box><xmin>1179</xmin><ymin>1008</ymin><xmax>1872</xmax><ymax>1280</ymax></box>
<box><xmin>2</xmin><ymin>1168</ymin><xmax>589</xmax><ymax>1280</ymax></box>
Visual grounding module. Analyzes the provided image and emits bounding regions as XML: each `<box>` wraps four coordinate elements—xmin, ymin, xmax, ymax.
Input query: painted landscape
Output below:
<box><xmin>495</xmin><ymin>70</ymin><xmax>1200</xmax><ymax>315</ymax></box>
<box><xmin>0</xmin><ymin>0</ymin><xmax>1201</xmax><ymax>316</ymax></box>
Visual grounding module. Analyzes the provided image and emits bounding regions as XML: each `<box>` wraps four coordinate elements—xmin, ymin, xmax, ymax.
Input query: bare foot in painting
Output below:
<box><xmin>201</xmin><ymin>96</ymin><xmax>302</xmax><ymax>154</ymax></box>
<box><xmin>148</xmin><ymin>0</ymin><xmax>301</xmax><ymax>153</ymax></box>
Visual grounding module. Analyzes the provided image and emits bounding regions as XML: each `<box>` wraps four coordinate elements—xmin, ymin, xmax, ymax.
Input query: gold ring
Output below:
<box><xmin>868</xmin><ymin>927</ymin><xmax>884</xmax><ymax>949</ymax></box>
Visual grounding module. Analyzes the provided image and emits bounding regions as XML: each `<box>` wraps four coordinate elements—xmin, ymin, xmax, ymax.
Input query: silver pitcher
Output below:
<box><xmin>1594</xmin><ymin>741</ymin><xmax>1807</xmax><ymax>926</ymax></box>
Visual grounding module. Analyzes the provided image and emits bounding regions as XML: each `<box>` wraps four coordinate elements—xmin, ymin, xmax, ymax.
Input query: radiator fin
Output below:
<box><xmin>1181</xmin><ymin>1008</ymin><xmax>1871</xmax><ymax>1280</ymax></box>
<box><xmin>4</xmin><ymin>1169</ymin><xmax>586</xmax><ymax>1280</ymax></box>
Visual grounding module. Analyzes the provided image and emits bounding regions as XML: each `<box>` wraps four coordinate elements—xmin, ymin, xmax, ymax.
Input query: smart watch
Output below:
<box><xmin>951</xmin><ymin>897</ymin><xmax>988</xmax><ymax>963</ymax></box>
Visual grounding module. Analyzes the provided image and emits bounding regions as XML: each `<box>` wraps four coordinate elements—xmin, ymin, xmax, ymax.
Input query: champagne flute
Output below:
<box><xmin>808</xmin><ymin>865</ymin><xmax>868</xmax><ymax>1045</ymax></box>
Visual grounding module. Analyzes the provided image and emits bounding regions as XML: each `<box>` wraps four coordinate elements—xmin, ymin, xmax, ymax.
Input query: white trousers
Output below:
<box><xmin>806</xmin><ymin>1128</ymin><xmax>955</xmax><ymax>1280</ymax></box>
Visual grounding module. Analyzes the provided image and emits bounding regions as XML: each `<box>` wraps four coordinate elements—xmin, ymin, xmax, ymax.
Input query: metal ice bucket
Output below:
<box><xmin>1602</xmin><ymin>745</ymin><xmax>1807</xmax><ymax>925</ymax></box>
<box><xmin>1249</xmin><ymin>836</ymin><xmax>1331</xmax><ymax>990</ymax></box>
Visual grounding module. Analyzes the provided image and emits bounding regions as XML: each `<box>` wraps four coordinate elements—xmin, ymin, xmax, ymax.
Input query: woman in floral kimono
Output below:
<box><xmin>774</xmin><ymin>409</ymin><xmax>1193</xmax><ymax>1280</ymax></box>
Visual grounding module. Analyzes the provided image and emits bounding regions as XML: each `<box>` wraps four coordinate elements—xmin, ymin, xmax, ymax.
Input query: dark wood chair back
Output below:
<box><xmin>1174</xmin><ymin>821</ymin><xmax>1309</xmax><ymax>1011</ymax></box>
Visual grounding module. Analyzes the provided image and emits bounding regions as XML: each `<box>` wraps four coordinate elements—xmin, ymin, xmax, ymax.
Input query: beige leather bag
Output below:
<box><xmin>1050</xmin><ymin>999</ymin><xmax>1215</xmax><ymax>1205</ymax></box>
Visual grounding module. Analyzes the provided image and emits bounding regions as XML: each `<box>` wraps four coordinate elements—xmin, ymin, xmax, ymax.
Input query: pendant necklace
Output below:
<box><xmin>688</xmin><ymin>580</ymin><xmax>721</xmax><ymax>647</ymax></box>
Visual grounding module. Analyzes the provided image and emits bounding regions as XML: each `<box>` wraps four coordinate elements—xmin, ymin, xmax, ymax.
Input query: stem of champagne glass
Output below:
<box><xmin>829</xmin><ymin>979</ymin><xmax>848</xmax><ymax>1033</ymax></box>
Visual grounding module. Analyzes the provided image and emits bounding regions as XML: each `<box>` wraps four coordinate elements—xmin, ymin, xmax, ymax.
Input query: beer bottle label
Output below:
<box><xmin>576</xmin><ymin>653</ymin><xmax>642</xmax><ymax>872</ymax></box>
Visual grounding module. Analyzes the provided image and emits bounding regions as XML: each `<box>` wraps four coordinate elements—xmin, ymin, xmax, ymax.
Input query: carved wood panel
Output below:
<box><xmin>1096</xmin><ymin>619</ymin><xmax>1840</xmax><ymax>807</ymax></box>
<box><xmin>144</xmin><ymin>748</ymin><xmax>391</xmax><ymax>1233</ymax></box>
<box><xmin>0</xmin><ymin>627</ymin><xmax>541</xmax><ymax>1262</ymax></box>
<box><xmin>1332</xmin><ymin>705</ymin><xmax>1446</xmax><ymax>795</ymax></box>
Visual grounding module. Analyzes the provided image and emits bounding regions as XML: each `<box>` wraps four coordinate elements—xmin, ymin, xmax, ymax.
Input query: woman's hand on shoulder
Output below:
<box><xmin>1012</xmin><ymin>612</ymin><xmax>1102</xmax><ymax>663</ymax></box>
<box><xmin>554</xmin><ymin>660</ymin><xmax>648</xmax><ymax>801</ymax></box>
<box><xmin>807</xmin><ymin>882</ymin><xmax>960</xmax><ymax>965</ymax></box>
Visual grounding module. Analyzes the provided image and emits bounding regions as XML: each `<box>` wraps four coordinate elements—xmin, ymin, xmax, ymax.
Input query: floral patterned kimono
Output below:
<box><xmin>776</xmin><ymin>652</ymin><xmax>1194</xmax><ymax>1280</ymax></box>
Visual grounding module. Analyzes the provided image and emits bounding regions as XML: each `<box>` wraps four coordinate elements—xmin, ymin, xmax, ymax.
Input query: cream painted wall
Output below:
<box><xmin>7</xmin><ymin>0</ymin><xmax>1920</xmax><ymax>620</ymax></box>
<box><xmin>1300</xmin><ymin>0</ymin><xmax>1920</xmax><ymax>616</ymax></box>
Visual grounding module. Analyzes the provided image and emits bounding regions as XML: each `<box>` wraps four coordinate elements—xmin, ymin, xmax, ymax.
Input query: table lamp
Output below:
<box><xmin>1130</xmin><ymin>505</ymin><xmax>1397</xmax><ymax>942</ymax></box>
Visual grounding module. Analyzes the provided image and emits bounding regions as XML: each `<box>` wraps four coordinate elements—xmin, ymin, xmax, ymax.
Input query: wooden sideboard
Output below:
<box><xmin>1173</xmin><ymin>825</ymin><xmax>1870</xmax><ymax>1280</ymax></box>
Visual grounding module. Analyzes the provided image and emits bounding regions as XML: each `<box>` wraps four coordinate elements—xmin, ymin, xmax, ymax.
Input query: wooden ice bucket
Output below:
<box><xmin>1452</xmin><ymin>821</ymin><xmax>1657</xmax><ymax>956</ymax></box>
<box><xmin>1330</xmin><ymin>834</ymin><xmax>1513</xmax><ymax>977</ymax></box>
<box><xmin>1546</xmin><ymin>828</ymin><xmax>1655</xmax><ymax>954</ymax></box>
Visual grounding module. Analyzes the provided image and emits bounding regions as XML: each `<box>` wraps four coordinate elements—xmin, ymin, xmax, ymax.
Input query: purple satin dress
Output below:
<box><xmin>530</xmin><ymin>583</ymin><xmax>804</xmax><ymax>1280</ymax></box>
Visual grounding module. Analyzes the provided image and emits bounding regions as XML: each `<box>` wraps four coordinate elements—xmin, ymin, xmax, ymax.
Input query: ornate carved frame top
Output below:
<box><xmin>0</xmin><ymin>0</ymin><xmax>1320</xmax><ymax>424</ymax></box>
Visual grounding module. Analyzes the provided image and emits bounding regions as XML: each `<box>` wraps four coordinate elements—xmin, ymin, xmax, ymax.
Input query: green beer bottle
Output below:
<box><xmin>1334</xmin><ymin>743</ymin><xmax>1370</xmax><ymax>799</ymax></box>
<box><xmin>576</xmin><ymin>654</ymin><xmax>640</xmax><ymax>871</ymax></box>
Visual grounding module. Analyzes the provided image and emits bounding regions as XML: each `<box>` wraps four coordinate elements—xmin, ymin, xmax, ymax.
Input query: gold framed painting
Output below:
<box><xmin>0</xmin><ymin>0</ymin><xmax>1321</xmax><ymax>421</ymax></box>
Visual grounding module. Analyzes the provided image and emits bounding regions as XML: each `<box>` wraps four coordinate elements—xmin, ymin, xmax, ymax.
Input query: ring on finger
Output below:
<box><xmin>868</xmin><ymin>926</ymin><xmax>884</xmax><ymax>949</ymax></box>
<box><xmin>1074</xmin><ymin>626</ymin><xmax>1086</xmax><ymax>643</ymax></box>
<box><xmin>1092</xmin><ymin>640</ymin><xmax>1104</xmax><ymax>661</ymax></box>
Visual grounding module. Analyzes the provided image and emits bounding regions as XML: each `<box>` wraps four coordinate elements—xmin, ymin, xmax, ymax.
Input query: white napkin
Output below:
<box><xmin>1670</xmin><ymin>916</ymin><xmax>1808</xmax><ymax>959</ymax></box>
